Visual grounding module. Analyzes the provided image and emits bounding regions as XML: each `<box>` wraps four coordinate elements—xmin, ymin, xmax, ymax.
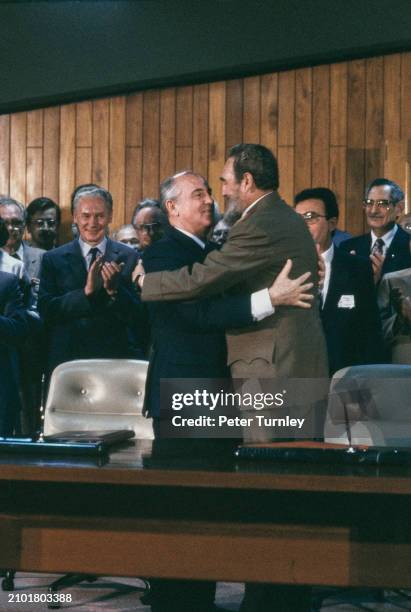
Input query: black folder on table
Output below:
<box><xmin>235</xmin><ymin>441</ymin><xmax>411</xmax><ymax>466</ymax></box>
<box><xmin>0</xmin><ymin>430</ymin><xmax>135</xmax><ymax>456</ymax></box>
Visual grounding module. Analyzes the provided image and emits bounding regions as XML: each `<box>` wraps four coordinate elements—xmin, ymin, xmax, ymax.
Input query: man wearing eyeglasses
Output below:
<box><xmin>0</xmin><ymin>197</ymin><xmax>45</xmax><ymax>285</ymax></box>
<box><xmin>339</xmin><ymin>178</ymin><xmax>411</xmax><ymax>283</ymax></box>
<box><xmin>295</xmin><ymin>188</ymin><xmax>384</xmax><ymax>374</ymax></box>
<box><xmin>26</xmin><ymin>197</ymin><xmax>61</xmax><ymax>251</ymax></box>
<box><xmin>131</xmin><ymin>198</ymin><xmax>168</xmax><ymax>256</ymax></box>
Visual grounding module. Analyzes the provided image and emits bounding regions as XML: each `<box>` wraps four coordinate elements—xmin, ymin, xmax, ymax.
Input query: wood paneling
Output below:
<box><xmin>1</xmin><ymin>51</ymin><xmax>411</xmax><ymax>240</ymax></box>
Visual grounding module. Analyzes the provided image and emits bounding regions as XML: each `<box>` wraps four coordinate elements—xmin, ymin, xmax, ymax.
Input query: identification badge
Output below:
<box><xmin>338</xmin><ymin>295</ymin><xmax>355</xmax><ymax>309</ymax></box>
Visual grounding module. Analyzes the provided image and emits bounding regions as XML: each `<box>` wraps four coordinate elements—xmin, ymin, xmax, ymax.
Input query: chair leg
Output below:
<box><xmin>1</xmin><ymin>570</ymin><xmax>15</xmax><ymax>591</ymax></box>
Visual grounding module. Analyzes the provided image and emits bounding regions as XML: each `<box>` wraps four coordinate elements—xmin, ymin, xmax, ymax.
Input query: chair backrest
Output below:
<box><xmin>43</xmin><ymin>359</ymin><xmax>153</xmax><ymax>439</ymax></box>
<box><xmin>324</xmin><ymin>364</ymin><xmax>411</xmax><ymax>446</ymax></box>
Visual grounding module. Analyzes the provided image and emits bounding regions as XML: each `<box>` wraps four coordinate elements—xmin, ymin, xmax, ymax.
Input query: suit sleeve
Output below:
<box><xmin>142</xmin><ymin>222</ymin><xmax>274</xmax><ymax>302</ymax></box>
<box><xmin>38</xmin><ymin>252</ymin><xmax>97</xmax><ymax>322</ymax></box>
<box><xmin>0</xmin><ymin>276</ymin><xmax>29</xmax><ymax>346</ymax></box>
<box><xmin>143</xmin><ymin>247</ymin><xmax>253</xmax><ymax>331</ymax></box>
<box><xmin>377</xmin><ymin>276</ymin><xmax>407</xmax><ymax>344</ymax></box>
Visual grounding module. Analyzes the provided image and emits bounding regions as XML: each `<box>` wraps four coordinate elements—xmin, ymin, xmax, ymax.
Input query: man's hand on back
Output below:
<box><xmin>268</xmin><ymin>259</ymin><xmax>314</xmax><ymax>308</ymax></box>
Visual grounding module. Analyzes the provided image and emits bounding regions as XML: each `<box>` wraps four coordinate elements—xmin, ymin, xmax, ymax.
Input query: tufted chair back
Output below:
<box><xmin>43</xmin><ymin>359</ymin><xmax>153</xmax><ymax>439</ymax></box>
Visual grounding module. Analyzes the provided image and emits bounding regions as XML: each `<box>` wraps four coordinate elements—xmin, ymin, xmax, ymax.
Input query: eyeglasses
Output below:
<box><xmin>34</xmin><ymin>219</ymin><xmax>57</xmax><ymax>228</ymax></box>
<box><xmin>134</xmin><ymin>222</ymin><xmax>160</xmax><ymax>233</ymax></box>
<box><xmin>3</xmin><ymin>219</ymin><xmax>24</xmax><ymax>230</ymax></box>
<box><xmin>362</xmin><ymin>199</ymin><xmax>395</xmax><ymax>210</ymax></box>
<box><xmin>298</xmin><ymin>211</ymin><xmax>328</xmax><ymax>224</ymax></box>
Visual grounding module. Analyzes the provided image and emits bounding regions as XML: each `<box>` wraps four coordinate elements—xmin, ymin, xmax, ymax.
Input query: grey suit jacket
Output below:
<box><xmin>22</xmin><ymin>242</ymin><xmax>45</xmax><ymax>280</ymax></box>
<box><xmin>142</xmin><ymin>192</ymin><xmax>328</xmax><ymax>379</ymax></box>
<box><xmin>378</xmin><ymin>267</ymin><xmax>411</xmax><ymax>364</ymax></box>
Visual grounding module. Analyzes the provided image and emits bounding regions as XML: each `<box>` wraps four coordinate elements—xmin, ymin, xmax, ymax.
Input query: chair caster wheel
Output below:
<box><xmin>2</xmin><ymin>577</ymin><xmax>14</xmax><ymax>591</ymax></box>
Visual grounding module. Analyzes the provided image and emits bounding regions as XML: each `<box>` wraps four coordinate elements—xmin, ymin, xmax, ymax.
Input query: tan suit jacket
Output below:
<box><xmin>378</xmin><ymin>267</ymin><xmax>411</xmax><ymax>364</ymax></box>
<box><xmin>143</xmin><ymin>192</ymin><xmax>328</xmax><ymax>379</ymax></box>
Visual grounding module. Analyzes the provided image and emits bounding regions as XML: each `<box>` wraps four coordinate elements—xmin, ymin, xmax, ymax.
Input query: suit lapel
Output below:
<box><xmin>323</xmin><ymin>249</ymin><xmax>349</xmax><ymax>314</ymax></box>
<box><xmin>169</xmin><ymin>227</ymin><xmax>207</xmax><ymax>262</ymax></box>
<box><xmin>65</xmin><ymin>240</ymin><xmax>88</xmax><ymax>285</ymax></box>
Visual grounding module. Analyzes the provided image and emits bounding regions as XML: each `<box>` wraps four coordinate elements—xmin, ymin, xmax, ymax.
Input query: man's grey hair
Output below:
<box><xmin>0</xmin><ymin>196</ymin><xmax>26</xmax><ymax>222</ymax></box>
<box><xmin>159</xmin><ymin>171</ymin><xmax>210</xmax><ymax>213</ymax></box>
<box><xmin>365</xmin><ymin>178</ymin><xmax>405</xmax><ymax>204</ymax></box>
<box><xmin>72</xmin><ymin>185</ymin><xmax>113</xmax><ymax>213</ymax></box>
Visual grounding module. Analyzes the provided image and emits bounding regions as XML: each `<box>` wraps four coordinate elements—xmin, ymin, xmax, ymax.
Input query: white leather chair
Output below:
<box><xmin>43</xmin><ymin>358</ymin><xmax>153</xmax><ymax>439</ymax></box>
<box><xmin>324</xmin><ymin>364</ymin><xmax>411</xmax><ymax>446</ymax></box>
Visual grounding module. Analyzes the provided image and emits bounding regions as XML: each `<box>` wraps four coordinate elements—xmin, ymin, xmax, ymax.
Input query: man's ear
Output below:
<box><xmin>241</xmin><ymin>172</ymin><xmax>254</xmax><ymax>191</ymax></box>
<box><xmin>165</xmin><ymin>199</ymin><xmax>178</xmax><ymax>217</ymax></box>
<box><xmin>328</xmin><ymin>217</ymin><xmax>338</xmax><ymax>232</ymax></box>
<box><xmin>395</xmin><ymin>199</ymin><xmax>405</xmax><ymax>220</ymax></box>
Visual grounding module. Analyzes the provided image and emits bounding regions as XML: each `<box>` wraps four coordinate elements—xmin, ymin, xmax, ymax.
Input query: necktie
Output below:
<box><xmin>88</xmin><ymin>247</ymin><xmax>100</xmax><ymax>268</ymax></box>
<box><xmin>371</xmin><ymin>238</ymin><xmax>385</xmax><ymax>256</ymax></box>
<box><xmin>11</xmin><ymin>252</ymin><xmax>21</xmax><ymax>260</ymax></box>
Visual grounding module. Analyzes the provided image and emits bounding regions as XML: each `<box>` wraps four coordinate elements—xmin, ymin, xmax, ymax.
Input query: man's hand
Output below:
<box><xmin>101</xmin><ymin>261</ymin><xmax>124</xmax><ymax>296</ymax></box>
<box><xmin>268</xmin><ymin>259</ymin><xmax>314</xmax><ymax>308</ymax></box>
<box><xmin>132</xmin><ymin>260</ymin><xmax>145</xmax><ymax>288</ymax></box>
<box><xmin>84</xmin><ymin>257</ymin><xmax>103</xmax><ymax>296</ymax></box>
<box><xmin>370</xmin><ymin>252</ymin><xmax>385</xmax><ymax>284</ymax></box>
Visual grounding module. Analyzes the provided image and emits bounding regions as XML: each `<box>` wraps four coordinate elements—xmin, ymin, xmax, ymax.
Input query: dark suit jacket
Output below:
<box><xmin>0</xmin><ymin>272</ymin><xmax>29</xmax><ymax>434</ymax></box>
<box><xmin>339</xmin><ymin>225</ymin><xmax>411</xmax><ymax>277</ymax></box>
<box><xmin>142</xmin><ymin>192</ymin><xmax>328</xmax><ymax>379</ymax></box>
<box><xmin>38</xmin><ymin>238</ymin><xmax>143</xmax><ymax>373</ymax></box>
<box><xmin>320</xmin><ymin>247</ymin><xmax>384</xmax><ymax>376</ymax></box>
<box><xmin>22</xmin><ymin>242</ymin><xmax>45</xmax><ymax>280</ymax></box>
<box><xmin>142</xmin><ymin>227</ymin><xmax>254</xmax><ymax>417</ymax></box>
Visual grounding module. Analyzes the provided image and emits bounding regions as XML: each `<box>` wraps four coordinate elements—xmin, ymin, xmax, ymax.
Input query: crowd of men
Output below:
<box><xmin>1</xmin><ymin>145</ymin><xmax>411</xmax><ymax>610</ymax></box>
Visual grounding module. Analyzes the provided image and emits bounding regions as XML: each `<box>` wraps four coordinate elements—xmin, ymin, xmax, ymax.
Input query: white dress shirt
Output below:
<box><xmin>320</xmin><ymin>242</ymin><xmax>334</xmax><ymax>306</ymax></box>
<box><xmin>370</xmin><ymin>225</ymin><xmax>397</xmax><ymax>256</ymax></box>
<box><xmin>0</xmin><ymin>249</ymin><xmax>25</xmax><ymax>279</ymax></box>
<box><xmin>78</xmin><ymin>237</ymin><xmax>107</xmax><ymax>269</ymax></box>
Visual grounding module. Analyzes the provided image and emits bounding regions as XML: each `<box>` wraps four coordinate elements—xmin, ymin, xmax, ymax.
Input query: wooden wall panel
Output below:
<box><xmin>294</xmin><ymin>68</ymin><xmax>312</xmax><ymax>195</ymax></box>
<box><xmin>208</xmin><ymin>81</ymin><xmax>226</xmax><ymax>205</ymax></box>
<box><xmin>10</xmin><ymin>112</ymin><xmax>27</xmax><ymax>203</ymax></box>
<box><xmin>384</xmin><ymin>54</ymin><xmax>401</xmax><ymax>140</ymax></box>
<box><xmin>243</xmin><ymin>76</ymin><xmax>260</xmax><ymax>143</ymax></box>
<box><xmin>192</xmin><ymin>84</ymin><xmax>209</xmax><ymax>178</ymax></box>
<box><xmin>260</xmin><ymin>73</ymin><xmax>278</xmax><ymax>156</ymax></box>
<box><xmin>92</xmin><ymin>99</ymin><xmax>109</xmax><ymax>187</ymax></box>
<box><xmin>1</xmin><ymin>50</ymin><xmax>411</xmax><ymax>239</ymax></box>
<box><xmin>160</xmin><ymin>87</ymin><xmax>176</xmax><ymax>181</ymax></box>
<box><xmin>0</xmin><ymin>115</ymin><xmax>10</xmax><ymax>195</ymax></box>
<box><xmin>312</xmin><ymin>65</ymin><xmax>330</xmax><ymax>187</ymax></box>
<box><xmin>142</xmin><ymin>90</ymin><xmax>160</xmax><ymax>199</ymax></box>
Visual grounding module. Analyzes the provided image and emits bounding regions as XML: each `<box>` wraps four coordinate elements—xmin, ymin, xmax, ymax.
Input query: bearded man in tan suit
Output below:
<box><xmin>140</xmin><ymin>144</ymin><xmax>327</xmax><ymax>612</ymax></box>
<box><xmin>141</xmin><ymin>144</ymin><xmax>327</xmax><ymax>381</ymax></box>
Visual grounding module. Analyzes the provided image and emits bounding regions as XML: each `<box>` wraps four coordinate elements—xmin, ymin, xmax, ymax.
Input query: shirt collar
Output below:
<box><xmin>371</xmin><ymin>224</ymin><xmax>398</xmax><ymax>249</ymax></box>
<box><xmin>78</xmin><ymin>236</ymin><xmax>108</xmax><ymax>258</ymax></box>
<box><xmin>174</xmin><ymin>227</ymin><xmax>206</xmax><ymax>249</ymax></box>
<box><xmin>15</xmin><ymin>243</ymin><xmax>24</xmax><ymax>260</ymax></box>
<box><xmin>321</xmin><ymin>242</ymin><xmax>334</xmax><ymax>264</ymax></box>
<box><xmin>240</xmin><ymin>191</ymin><xmax>274</xmax><ymax>220</ymax></box>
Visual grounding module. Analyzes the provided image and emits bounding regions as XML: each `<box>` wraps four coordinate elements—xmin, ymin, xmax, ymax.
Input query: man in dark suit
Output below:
<box><xmin>138</xmin><ymin>146</ymin><xmax>328</xmax><ymax>612</ymax></box>
<box><xmin>38</xmin><ymin>185</ymin><xmax>142</xmax><ymax>374</ymax></box>
<box><xmin>295</xmin><ymin>187</ymin><xmax>384</xmax><ymax>375</ymax></box>
<box><xmin>339</xmin><ymin>178</ymin><xmax>411</xmax><ymax>283</ymax></box>
<box><xmin>0</xmin><ymin>269</ymin><xmax>29</xmax><ymax>435</ymax></box>
<box><xmin>142</xmin><ymin>170</ymin><xmax>316</xmax><ymax>612</ymax></box>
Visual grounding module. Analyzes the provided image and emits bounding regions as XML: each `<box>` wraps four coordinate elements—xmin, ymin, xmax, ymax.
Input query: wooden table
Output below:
<box><xmin>0</xmin><ymin>440</ymin><xmax>410</xmax><ymax>588</ymax></box>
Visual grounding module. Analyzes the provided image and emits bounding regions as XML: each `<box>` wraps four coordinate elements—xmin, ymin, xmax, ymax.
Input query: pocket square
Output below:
<box><xmin>338</xmin><ymin>295</ymin><xmax>355</xmax><ymax>309</ymax></box>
